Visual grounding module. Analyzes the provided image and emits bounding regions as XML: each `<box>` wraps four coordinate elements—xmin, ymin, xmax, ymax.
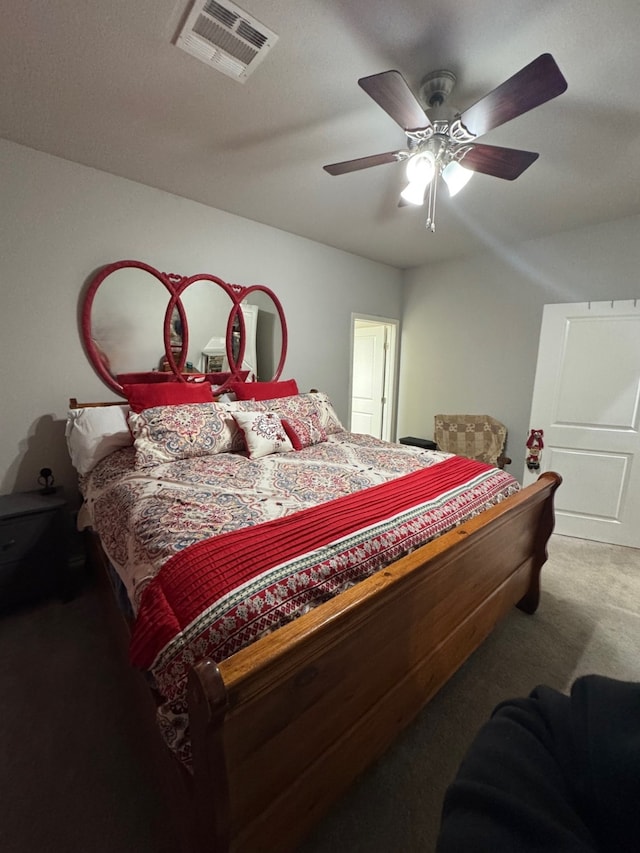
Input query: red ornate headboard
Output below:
<box><xmin>80</xmin><ymin>260</ymin><xmax>288</xmax><ymax>396</ymax></box>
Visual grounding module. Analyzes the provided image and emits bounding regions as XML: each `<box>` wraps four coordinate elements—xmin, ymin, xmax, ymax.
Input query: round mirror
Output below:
<box><xmin>229</xmin><ymin>286</ymin><xmax>288</xmax><ymax>381</ymax></box>
<box><xmin>163</xmin><ymin>275</ymin><xmax>237</xmax><ymax>390</ymax></box>
<box><xmin>81</xmin><ymin>261</ymin><xmax>184</xmax><ymax>394</ymax></box>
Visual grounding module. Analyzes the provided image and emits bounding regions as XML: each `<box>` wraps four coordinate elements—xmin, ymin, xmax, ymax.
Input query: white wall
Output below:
<box><xmin>0</xmin><ymin>140</ymin><xmax>402</xmax><ymax>498</ymax></box>
<box><xmin>398</xmin><ymin>216</ymin><xmax>640</xmax><ymax>481</ymax></box>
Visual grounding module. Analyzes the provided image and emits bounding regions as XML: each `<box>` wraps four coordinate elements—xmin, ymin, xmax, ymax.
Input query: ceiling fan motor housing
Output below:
<box><xmin>419</xmin><ymin>70</ymin><xmax>457</xmax><ymax>108</ymax></box>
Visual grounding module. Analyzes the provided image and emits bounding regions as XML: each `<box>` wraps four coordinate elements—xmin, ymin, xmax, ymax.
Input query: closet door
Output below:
<box><xmin>524</xmin><ymin>300</ymin><xmax>640</xmax><ymax>547</ymax></box>
<box><xmin>350</xmin><ymin>322</ymin><xmax>387</xmax><ymax>438</ymax></box>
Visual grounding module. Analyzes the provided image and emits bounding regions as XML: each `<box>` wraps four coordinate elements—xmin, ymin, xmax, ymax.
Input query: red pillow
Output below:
<box><xmin>229</xmin><ymin>379</ymin><xmax>299</xmax><ymax>401</ymax></box>
<box><xmin>122</xmin><ymin>382</ymin><xmax>214</xmax><ymax>413</ymax></box>
<box><xmin>281</xmin><ymin>413</ymin><xmax>327</xmax><ymax>450</ymax></box>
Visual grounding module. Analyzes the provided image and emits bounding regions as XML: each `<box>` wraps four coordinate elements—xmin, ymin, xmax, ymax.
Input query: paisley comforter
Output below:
<box><xmin>81</xmin><ymin>429</ymin><xmax>519</xmax><ymax>764</ymax></box>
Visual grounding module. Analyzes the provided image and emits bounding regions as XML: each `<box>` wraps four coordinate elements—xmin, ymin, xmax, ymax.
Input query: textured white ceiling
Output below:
<box><xmin>2</xmin><ymin>0</ymin><xmax>639</xmax><ymax>269</ymax></box>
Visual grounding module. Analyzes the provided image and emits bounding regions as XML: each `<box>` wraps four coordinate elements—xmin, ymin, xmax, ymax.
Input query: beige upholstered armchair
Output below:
<box><xmin>434</xmin><ymin>415</ymin><xmax>512</xmax><ymax>469</ymax></box>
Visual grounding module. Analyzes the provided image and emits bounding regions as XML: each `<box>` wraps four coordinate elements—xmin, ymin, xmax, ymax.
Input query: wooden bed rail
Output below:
<box><xmin>186</xmin><ymin>471</ymin><xmax>561</xmax><ymax>853</ymax></box>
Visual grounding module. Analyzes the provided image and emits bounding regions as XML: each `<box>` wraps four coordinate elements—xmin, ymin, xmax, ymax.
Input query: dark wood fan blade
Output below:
<box><xmin>458</xmin><ymin>54</ymin><xmax>567</xmax><ymax>138</ymax></box>
<box><xmin>358</xmin><ymin>70</ymin><xmax>432</xmax><ymax>132</ymax></box>
<box><xmin>460</xmin><ymin>144</ymin><xmax>539</xmax><ymax>180</ymax></box>
<box><xmin>324</xmin><ymin>151</ymin><xmax>403</xmax><ymax>175</ymax></box>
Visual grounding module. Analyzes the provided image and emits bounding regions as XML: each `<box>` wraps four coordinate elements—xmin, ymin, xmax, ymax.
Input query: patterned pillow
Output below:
<box><xmin>232</xmin><ymin>411</ymin><xmax>293</xmax><ymax>459</ymax></box>
<box><xmin>215</xmin><ymin>398</ymin><xmax>268</xmax><ymax>415</ymax></box>
<box><xmin>128</xmin><ymin>403</ymin><xmax>244</xmax><ymax>467</ymax></box>
<box><xmin>281</xmin><ymin>413</ymin><xmax>327</xmax><ymax>450</ymax></box>
<box><xmin>310</xmin><ymin>392</ymin><xmax>344</xmax><ymax>434</ymax></box>
<box><xmin>264</xmin><ymin>392</ymin><xmax>344</xmax><ymax>435</ymax></box>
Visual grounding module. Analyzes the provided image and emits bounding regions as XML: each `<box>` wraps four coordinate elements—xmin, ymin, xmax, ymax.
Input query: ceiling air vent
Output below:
<box><xmin>175</xmin><ymin>0</ymin><xmax>278</xmax><ymax>82</ymax></box>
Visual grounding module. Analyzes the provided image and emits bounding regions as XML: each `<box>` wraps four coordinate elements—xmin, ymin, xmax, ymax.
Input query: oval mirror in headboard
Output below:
<box><xmin>162</xmin><ymin>273</ymin><xmax>236</xmax><ymax>380</ymax></box>
<box><xmin>232</xmin><ymin>286</ymin><xmax>288</xmax><ymax>382</ymax></box>
<box><xmin>81</xmin><ymin>260</ymin><xmax>187</xmax><ymax>395</ymax></box>
<box><xmin>81</xmin><ymin>260</ymin><xmax>288</xmax><ymax>395</ymax></box>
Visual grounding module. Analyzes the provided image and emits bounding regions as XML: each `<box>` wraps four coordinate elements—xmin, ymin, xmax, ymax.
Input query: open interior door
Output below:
<box><xmin>524</xmin><ymin>300</ymin><xmax>640</xmax><ymax>548</ymax></box>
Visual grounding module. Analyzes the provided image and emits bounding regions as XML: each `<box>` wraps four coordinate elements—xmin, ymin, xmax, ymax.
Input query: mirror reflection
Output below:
<box><xmin>243</xmin><ymin>291</ymin><xmax>284</xmax><ymax>381</ymax></box>
<box><xmin>89</xmin><ymin>266</ymin><xmax>170</xmax><ymax>378</ymax></box>
<box><xmin>170</xmin><ymin>278</ymin><xmax>235</xmax><ymax>373</ymax></box>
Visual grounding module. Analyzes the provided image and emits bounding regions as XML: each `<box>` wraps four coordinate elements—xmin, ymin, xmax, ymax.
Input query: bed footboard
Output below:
<box><xmin>186</xmin><ymin>471</ymin><xmax>561</xmax><ymax>853</ymax></box>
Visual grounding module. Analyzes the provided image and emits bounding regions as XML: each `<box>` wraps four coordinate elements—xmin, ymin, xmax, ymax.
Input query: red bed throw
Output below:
<box><xmin>131</xmin><ymin>456</ymin><xmax>510</xmax><ymax>670</ymax></box>
<box><xmin>127</xmin><ymin>455</ymin><xmax>517</xmax><ymax>764</ymax></box>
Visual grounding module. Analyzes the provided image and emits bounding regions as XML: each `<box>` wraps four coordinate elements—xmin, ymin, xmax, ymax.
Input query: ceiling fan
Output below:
<box><xmin>323</xmin><ymin>54</ymin><xmax>568</xmax><ymax>232</ymax></box>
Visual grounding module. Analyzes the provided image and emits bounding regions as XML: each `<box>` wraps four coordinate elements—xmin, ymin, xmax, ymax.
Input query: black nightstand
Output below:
<box><xmin>0</xmin><ymin>491</ymin><xmax>69</xmax><ymax>612</ymax></box>
<box><xmin>399</xmin><ymin>436</ymin><xmax>438</xmax><ymax>450</ymax></box>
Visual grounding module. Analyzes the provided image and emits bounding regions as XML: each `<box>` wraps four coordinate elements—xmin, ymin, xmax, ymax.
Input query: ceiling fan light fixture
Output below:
<box><xmin>400</xmin><ymin>151</ymin><xmax>436</xmax><ymax>205</ymax></box>
<box><xmin>400</xmin><ymin>179</ymin><xmax>428</xmax><ymax>206</ymax></box>
<box><xmin>442</xmin><ymin>161</ymin><xmax>473</xmax><ymax>197</ymax></box>
<box><xmin>405</xmin><ymin>150</ymin><xmax>436</xmax><ymax>183</ymax></box>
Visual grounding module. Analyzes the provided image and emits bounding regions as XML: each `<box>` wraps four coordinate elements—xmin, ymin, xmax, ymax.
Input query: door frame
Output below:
<box><xmin>348</xmin><ymin>314</ymin><xmax>400</xmax><ymax>442</ymax></box>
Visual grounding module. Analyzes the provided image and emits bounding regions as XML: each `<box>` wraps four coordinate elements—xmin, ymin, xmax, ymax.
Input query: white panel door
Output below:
<box><xmin>350</xmin><ymin>323</ymin><xmax>387</xmax><ymax>437</ymax></box>
<box><xmin>524</xmin><ymin>300</ymin><xmax>640</xmax><ymax>547</ymax></box>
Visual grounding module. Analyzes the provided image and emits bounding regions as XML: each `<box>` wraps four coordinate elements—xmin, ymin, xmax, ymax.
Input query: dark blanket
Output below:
<box><xmin>436</xmin><ymin>675</ymin><xmax>640</xmax><ymax>852</ymax></box>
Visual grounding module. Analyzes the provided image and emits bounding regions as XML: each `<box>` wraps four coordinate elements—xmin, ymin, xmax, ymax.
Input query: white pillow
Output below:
<box><xmin>232</xmin><ymin>410</ymin><xmax>293</xmax><ymax>459</ymax></box>
<box><xmin>66</xmin><ymin>405</ymin><xmax>132</xmax><ymax>475</ymax></box>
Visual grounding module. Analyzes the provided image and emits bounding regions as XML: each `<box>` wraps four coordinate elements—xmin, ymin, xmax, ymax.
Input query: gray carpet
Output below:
<box><xmin>1</xmin><ymin>535</ymin><xmax>638</xmax><ymax>853</ymax></box>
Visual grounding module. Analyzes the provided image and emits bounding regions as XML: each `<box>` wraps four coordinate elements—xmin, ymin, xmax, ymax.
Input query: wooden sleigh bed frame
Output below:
<box><xmin>84</xmin><ymin>441</ymin><xmax>561</xmax><ymax>853</ymax></box>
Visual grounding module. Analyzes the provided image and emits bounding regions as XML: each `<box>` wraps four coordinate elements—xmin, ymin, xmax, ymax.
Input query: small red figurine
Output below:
<box><xmin>526</xmin><ymin>429</ymin><xmax>544</xmax><ymax>471</ymax></box>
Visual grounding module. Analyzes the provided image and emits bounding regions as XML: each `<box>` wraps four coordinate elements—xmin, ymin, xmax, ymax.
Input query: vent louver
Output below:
<box><xmin>175</xmin><ymin>0</ymin><xmax>278</xmax><ymax>82</ymax></box>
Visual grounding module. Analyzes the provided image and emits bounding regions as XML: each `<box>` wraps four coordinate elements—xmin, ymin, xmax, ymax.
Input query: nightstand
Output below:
<box><xmin>0</xmin><ymin>491</ymin><xmax>69</xmax><ymax>612</ymax></box>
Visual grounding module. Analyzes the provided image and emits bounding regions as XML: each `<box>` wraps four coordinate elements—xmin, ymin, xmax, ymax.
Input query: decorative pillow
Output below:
<box><xmin>66</xmin><ymin>404</ymin><xmax>132</xmax><ymax>475</ymax></box>
<box><xmin>232</xmin><ymin>411</ymin><xmax>293</xmax><ymax>459</ymax></box>
<box><xmin>281</xmin><ymin>413</ymin><xmax>327</xmax><ymax>450</ymax></box>
<box><xmin>265</xmin><ymin>392</ymin><xmax>344</xmax><ymax>435</ymax></box>
<box><xmin>215</xmin><ymin>398</ymin><xmax>268</xmax><ymax>413</ymax></box>
<box><xmin>308</xmin><ymin>391</ymin><xmax>344</xmax><ymax>434</ymax></box>
<box><xmin>228</xmin><ymin>379</ymin><xmax>299</xmax><ymax>401</ymax></box>
<box><xmin>123</xmin><ymin>381</ymin><xmax>214</xmax><ymax>414</ymax></box>
<box><xmin>215</xmin><ymin>393</ymin><xmax>343</xmax><ymax>436</ymax></box>
<box><xmin>128</xmin><ymin>403</ymin><xmax>244</xmax><ymax>467</ymax></box>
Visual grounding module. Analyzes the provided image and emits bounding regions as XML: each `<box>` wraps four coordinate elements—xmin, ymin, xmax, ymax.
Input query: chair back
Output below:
<box><xmin>434</xmin><ymin>415</ymin><xmax>510</xmax><ymax>468</ymax></box>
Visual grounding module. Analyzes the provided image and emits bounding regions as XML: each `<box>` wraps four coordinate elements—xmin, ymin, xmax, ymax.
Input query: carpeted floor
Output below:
<box><xmin>0</xmin><ymin>534</ymin><xmax>638</xmax><ymax>853</ymax></box>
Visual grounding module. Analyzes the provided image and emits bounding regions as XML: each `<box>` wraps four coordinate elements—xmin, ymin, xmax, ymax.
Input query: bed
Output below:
<box><xmin>68</xmin><ymin>390</ymin><xmax>561</xmax><ymax>853</ymax></box>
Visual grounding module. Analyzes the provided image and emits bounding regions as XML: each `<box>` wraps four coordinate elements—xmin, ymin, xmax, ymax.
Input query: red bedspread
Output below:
<box><xmin>132</xmin><ymin>456</ymin><xmax>504</xmax><ymax>668</ymax></box>
<box><xmin>128</xmin><ymin>454</ymin><xmax>517</xmax><ymax>764</ymax></box>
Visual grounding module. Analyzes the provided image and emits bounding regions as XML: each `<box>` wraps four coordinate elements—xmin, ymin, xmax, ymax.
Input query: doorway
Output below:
<box><xmin>349</xmin><ymin>315</ymin><xmax>399</xmax><ymax>442</ymax></box>
<box><xmin>525</xmin><ymin>300</ymin><xmax>640</xmax><ymax>548</ymax></box>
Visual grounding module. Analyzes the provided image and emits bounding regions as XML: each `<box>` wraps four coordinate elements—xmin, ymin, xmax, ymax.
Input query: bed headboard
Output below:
<box><xmin>80</xmin><ymin>260</ymin><xmax>288</xmax><ymax>397</ymax></box>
